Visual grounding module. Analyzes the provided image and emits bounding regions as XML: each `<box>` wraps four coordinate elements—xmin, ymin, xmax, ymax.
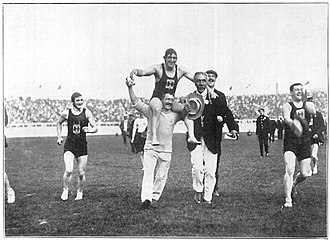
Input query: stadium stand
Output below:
<box><xmin>4</xmin><ymin>91</ymin><xmax>327</xmax><ymax>124</ymax></box>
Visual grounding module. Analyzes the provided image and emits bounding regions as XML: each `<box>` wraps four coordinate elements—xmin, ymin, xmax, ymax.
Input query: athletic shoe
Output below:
<box><xmin>194</xmin><ymin>192</ymin><xmax>202</xmax><ymax>204</ymax></box>
<box><xmin>7</xmin><ymin>188</ymin><xmax>15</xmax><ymax>204</ymax></box>
<box><xmin>75</xmin><ymin>191</ymin><xmax>83</xmax><ymax>200</ymax></box>
<box><xmin>312</xmin><ymin>166</ymin><xmax>318</xmax><ymax>175</ymax></box>
<box><xmin>140</xmin><ymin>200</ymin><xmax>151</xmax><ymax>210</ymax></box>
<box><xmin>282</xmin><ymin>201</ymin><xmax>292</xmax><ymax>208</ymax></box>
<box><xmin>266</xmin><ymin>153</ymin><xmax>269</xmax><ymax>157</ymax></box>
<box><xmin>213</xmin><ymin>190</ymin><xmax>220</xmax><ymax>197</ymax></box>
<box><xmin>61</xmin><ymin>188</ymin><xmax>69</xmax><ymax>201</ymax></box>
<box><xmin>204</xmin><ymin>200</ymin><xmax>212</xmax><ymax>204</ymax></box>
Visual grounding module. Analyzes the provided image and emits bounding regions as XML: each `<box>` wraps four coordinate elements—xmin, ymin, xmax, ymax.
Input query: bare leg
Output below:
<box><xmin>61</xmin><ymin>151</ymin><xmax>75</xmax><ymax>200</ymax></box>
<box><xmin>172</xmin><ymin>101</ymin><xmax>200</xmax><ymax>144</ymax></box>
<box><xmin>5</xmin><ymin>172</ymin><xmax>15</xmax><ymax>203</ymax></box>
<box><xmin>149</xmin><ymin>98</ymin><xmax>162</xmax><ymax>146</ymax></box>
<box><xmin>283</xmin><ymin>151</ymin><xmax>296</xmax><ymax>207</ymax></box>
<box><xmin>311</xmin><ymin>143</ymin><xmax>319</xmax><ymax>174</ymax></box>
<box><xmin>75</xmin><ymin>155</ymin><xmax>88</xmax><ymax>200</ymax></box>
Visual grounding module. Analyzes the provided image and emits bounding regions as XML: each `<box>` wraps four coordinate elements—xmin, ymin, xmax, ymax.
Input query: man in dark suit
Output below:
<box><xmin>187</xmin><ymin>72</ymin><xmax>239</xmax><ymax>204</ymax></box>
<box><xmin>206</xmin><ymin>69</ymin><xmax>232</xmax><ymax>197</ymax></box>
<box><xmin>256</xmin><ymin>108</ymin><xmax>271</xmax><ymax>157</ymax></box>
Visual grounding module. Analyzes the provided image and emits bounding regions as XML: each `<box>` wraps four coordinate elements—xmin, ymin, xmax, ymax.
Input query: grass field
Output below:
<box><xmin>4</xmin><ymin>134</ymin><xmax>327</xmax><ymax>237</ymax></box>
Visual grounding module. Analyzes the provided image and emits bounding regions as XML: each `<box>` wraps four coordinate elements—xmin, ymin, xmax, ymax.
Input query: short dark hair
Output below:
<box><xmin>206</xmin><ymin>70</ymin><xmax>218</xmax><ymax>78</ymax></box>
<box><xmin>194</xmin><ymin>71</ymin><xmax>207</xmax><ymax>81</ymax></box>
<box><xmin>164</xmin><ymin>48</ymin><xmax>177</xmax><ymax>57</ymax></box>
<box><xmin>160</xmin><ymin>92</ymin><xmax>175</xmax><ymax>100</ymax></box>
<box><xmin>71</xmin><ymin>92</ymin><xmax>82</xmax><ymax>102</ymax></box>
<box><xmin>289</xmin><ymin>83</ymin><xmax>303</xmax><ymax>92</ymax></box>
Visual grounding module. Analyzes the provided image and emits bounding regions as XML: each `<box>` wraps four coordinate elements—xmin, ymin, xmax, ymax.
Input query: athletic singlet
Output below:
<box><xmin>151</xmin><ymin>63</ymin><xmax>179</xmax><ymax>99</ymax></box>
<box><xmin>284</xmin><ymin>102</ymin><xmax>311</xmax><ymax>140</ymax></box>
<box><xmin>67</xmin><ymin>108</ymin><xmax>88</xmax><ymax>140</ymax></box>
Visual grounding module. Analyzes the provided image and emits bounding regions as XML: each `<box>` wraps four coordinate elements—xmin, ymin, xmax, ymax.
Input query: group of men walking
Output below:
<box><xmin>7</xmin><ymin>48</ymin><xmax>322</xmax><ymax>210</ymax></box>
<box><xmin>127</xmin><ymin>48</ymin><xmax>239</xmax><ymax>209</ymax></box>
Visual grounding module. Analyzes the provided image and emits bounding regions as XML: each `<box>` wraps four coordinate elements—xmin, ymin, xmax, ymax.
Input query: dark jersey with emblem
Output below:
<box><xmin>152</xmin><ymin>63</ymin><xmax>179</xmax><ymax>99</ymax></box>
<box><xmin>284</xmin><ymin>102</ymin><xmax>311</xmax><ymax>141</ymax></box>
<box><xmin>67</xmin><ymin>109</ymin><xmax>88</xmax><ymax>139</ymax></box>
<box><xmin>64</xmin><ymin>108</ymin><xmax>89</xmax><ymax>157</ymax></box>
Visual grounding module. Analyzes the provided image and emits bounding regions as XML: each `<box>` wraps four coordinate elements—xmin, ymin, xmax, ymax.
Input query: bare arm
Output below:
<box><xmin>126</xmin><ymin>77</ymin><xmax>139</xmax><ymax>105</ymax></box>
<box><xmin>305</xmin><ymin>101</ymin><xmax>316</xmax><ymax>115</ymax></box>
<box><xmin>179</xmin><ymin>65</ymin><xmax>194</xmax><ymax>82</ymax></box>
<box><xmin>84</xmin><ymin>108</ymin><xmax>98</xmax><ymax>133</ymax></box>
<box><xmin>130</xmin><ymin>65</ymin><xmax>158</xmax><ymax>78</ymax></box>
<box><xmin>56</xmin><ymin>110</ymin><xmax>68</xmax><ymax>144</ymax></box>
<box><xmin>282</xmin><ymin>102</ymin><xmax>293</xmax><ymax>127</ymax></box>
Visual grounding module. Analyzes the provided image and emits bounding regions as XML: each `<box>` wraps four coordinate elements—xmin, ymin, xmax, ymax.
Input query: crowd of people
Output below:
<box><xmin>4</xmin><ymin>48</ymin><xmax>327</xmax><ymax>211</ymax></box>
<box><xmin>4</xmin><ymin>91</ymin><xmax>327</xmax><ymax>125</ymax></box>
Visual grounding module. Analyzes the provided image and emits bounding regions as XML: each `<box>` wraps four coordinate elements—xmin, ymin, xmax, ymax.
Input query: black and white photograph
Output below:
<box><xmin>3</xmin><ymin>1</ymin><xmax>328</xmax><ymax>237</ymax></box>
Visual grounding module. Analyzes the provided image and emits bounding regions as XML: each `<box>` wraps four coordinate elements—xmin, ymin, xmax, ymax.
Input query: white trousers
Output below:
<box><xmin>141</xmin><ymin>149</ymin><xmax>171</xmax><ymax>202</ymax></box>
<box><xmin>190</xmin><ymin>137</ymin><xmax>217</xmax><ymax>202</ymax></box>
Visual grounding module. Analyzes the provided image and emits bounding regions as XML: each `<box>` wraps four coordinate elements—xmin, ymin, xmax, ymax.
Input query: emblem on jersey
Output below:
<box><xmin>73</xmin><ymin>123</ymin><xmax>81</xmax><ymax>135</ymax></box>
<box><xmin>165</xmin><ymin>79</ymin><xmax>175</xmax><ymax>90</ymax></box>
<box><xmin>296</xmin><ymin>109</ymin><xmax>305</xmax><ymax>119</ymax></box>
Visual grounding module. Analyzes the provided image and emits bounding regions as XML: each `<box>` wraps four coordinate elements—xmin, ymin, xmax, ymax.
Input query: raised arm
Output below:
<box><xmin>179</xmin><ymin>65</ymin><xmax>194</xmax><ymax>82</ymax></box>
<box><xmin>126</xmin><ymin>77</ymin><xmax>139</xmax><ymax>105</ymax></box>
<box><xmin>129</xmin><ymin>65</ymin><xmax>158</xmax><ymax>79</ymax></box>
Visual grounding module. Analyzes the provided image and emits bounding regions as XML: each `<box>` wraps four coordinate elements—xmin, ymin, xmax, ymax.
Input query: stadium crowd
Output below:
<box><xmin>4</xmin><ymin>91</ymin><xmax>327</xmax><ymax>124</ymax></box>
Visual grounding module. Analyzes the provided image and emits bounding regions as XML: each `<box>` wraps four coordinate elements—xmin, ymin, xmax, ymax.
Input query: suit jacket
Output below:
<box><xmin>256</xmin><ymin>115</ymin><xmax>270</xmax><ymax>137</ymax></box>
<box><xmin>187</xmin><ymin>92</ymin><xmax>239</xmax><ymax>154</ymax></box>
<box><xmin>310</xmin><ymin>111</ymin><xmax>326</xmax><ymax>143</ymax></box>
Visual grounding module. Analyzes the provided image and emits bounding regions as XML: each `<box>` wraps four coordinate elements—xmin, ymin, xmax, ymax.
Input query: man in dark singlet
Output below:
<box><xmin>282</xmin><ymin>83</ymin><xmax>316</xmax><ymax>208</ymax></box>
<box><xmin>56</xmin><ymin>92</ymin><xmax>98</xmax><ymax>201</ymax></box>
<box><xmin>129</xmin><ymin>48</ymin><xmax>204</xmax><ymax>146</ymax></box>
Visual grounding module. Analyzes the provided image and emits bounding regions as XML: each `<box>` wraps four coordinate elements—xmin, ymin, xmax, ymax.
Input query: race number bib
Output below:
<box><xmin>73</xmin><ymin>123</ymin><xmax>81</xmax><ymax>135</ymax></box>
<box><xmin>165</xmin><ymin>79</ymin><xmax>175</xmax><ymax>90</ymax></box>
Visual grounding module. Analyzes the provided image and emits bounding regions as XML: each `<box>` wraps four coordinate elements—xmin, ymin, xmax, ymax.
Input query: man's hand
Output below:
<box><xmin>57</xmin><ymin>137</ymin><xmax>64</xmax><ymax>145</ymax></box>
<box><xmin>217</xmin><ymin>116</ymin><xmax>223</xmax><ymax>123</ymax></box>
<box><xmin>126</xmin><ymin>77</ymin><xmax>136</xmax><ymax>87</ymax></box>
<box><xmin>230</xmin><ymin>130</ymin><xmax>239</xmax><ymax>138</ymax></box>
<box><xmin>129</xmin><ymin>69</ymin><xmax>137</xmax><ymax>79</ymax></box>
<box><xmin>313</xmin><ymin>133</ymin><xmax>319</xmax><ymax>139</ymax></box>
<box><xmin>82</xmin><ymin>126</ymin><xmax>90</xmax><ymax>133</ymax></box>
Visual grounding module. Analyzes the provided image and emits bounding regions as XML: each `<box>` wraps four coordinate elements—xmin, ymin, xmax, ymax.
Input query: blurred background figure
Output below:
<box><xmin>119</xmin><ymin>114</ymin><xmax>129</xmax><ymax>150</ymax></box>
<box><xmin>131</xmin><ymin>112</ymin><xmax>148</xmax><ymax>167</ymax></box>
<box><xmin>277</xmin><ymin>117</ymin><xmax>284</xmax><ymax>140</ymax></box>
<box><xmin>307</xmin><ymin>92</ymin><xmax>326</xmax><ymax>175</ymax></box>
<box><xmin>127</xmin><ymin>113</ymin><xmax>136</xmax><ymax>153</ymax></box>
<box><xmin>4</xmin><ymin>107</ymin><xmax>15</xmax><ymax>204</ymax></box>
<box><xmin>256</xmin><ymin>108</ymin><xmax>270</xmax><ymax>157</ymax></box>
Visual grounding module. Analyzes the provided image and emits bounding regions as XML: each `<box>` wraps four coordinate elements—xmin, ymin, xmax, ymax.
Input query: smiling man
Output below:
<box><xmin>56</xmin><ymin>92</ymin><xmax>98</xmax><ymax>201</ymax></box>
<box><xmin>282</xmin><ymin>83</ymin><xmax>316</xmax><ymax>208</ymax></box>
<box><xmin>129</xmin><ymin>48</ymin><xmax>200</xmax><ymax>146</ymax></box>
<box><xmin>126</xmin><ymin>76</ymin><xmax>188</xmax><ymax>210</ymax></box>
